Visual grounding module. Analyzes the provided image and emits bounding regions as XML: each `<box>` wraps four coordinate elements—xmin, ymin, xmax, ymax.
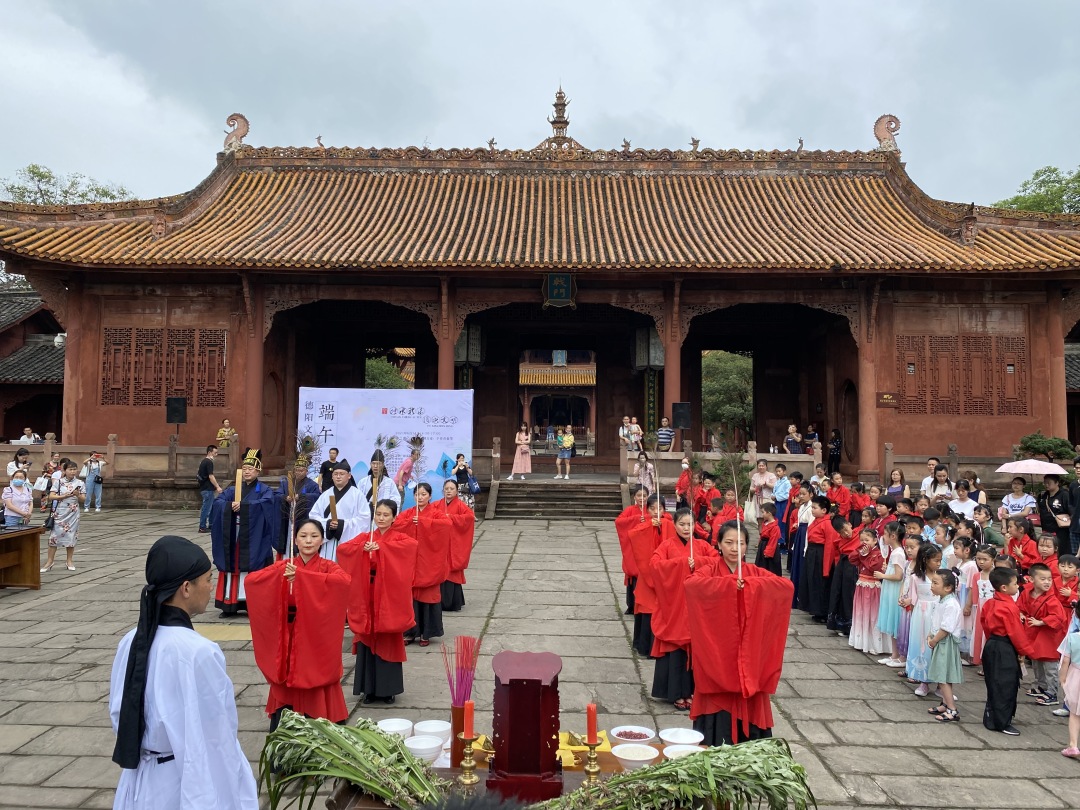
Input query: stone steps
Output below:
<box><xmin>493</xmin><ymin>480</ymin><xmax>623</xmax><ymax>520</ymax></box>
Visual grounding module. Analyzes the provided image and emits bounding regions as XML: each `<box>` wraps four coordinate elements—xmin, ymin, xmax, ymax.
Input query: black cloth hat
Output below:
<box><xmin>332</xmin><ymin>460</ymin><xmax>351</xmax><ymax>473</ymax></box>
<box><xmin>112</xmin><ymin>536</ymin><xmax>212</xmax><ymax>769</ymax></box>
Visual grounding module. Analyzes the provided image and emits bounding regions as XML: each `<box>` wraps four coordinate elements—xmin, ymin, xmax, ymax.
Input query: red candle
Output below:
<box><xmin>463</xmin><ymin>699</ymin><xmax>475</xmax><ymax>739</ymax></box>
<box><xmin>586</xmin><ymin>703</ymin><xmax>598</xmax><ymax>745</ymax></box>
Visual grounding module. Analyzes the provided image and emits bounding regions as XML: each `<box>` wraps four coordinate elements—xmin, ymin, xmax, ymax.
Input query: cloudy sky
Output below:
<box><xmin>1</xmin><ymin>0</ymin><xmax>1076</xmax><ymax>206</ymax></box>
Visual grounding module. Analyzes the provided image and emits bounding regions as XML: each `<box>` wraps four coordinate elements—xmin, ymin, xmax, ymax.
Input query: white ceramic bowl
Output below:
<box><xmin>658</xmin><ymin>727</ymin><xmax>705</xmax><ymax>746</ymax></box>
<box><xmin>609</xmin><ymin>725</ymin><xmax>657</xmax><ymax>745</ymax></box>
<box><xmin>413</xmin><ymin>719</ymin><xmax>452</xmax><ymax>745</ymax></box>
<box><xmin>404</xmin><ymin>735</ymin><xmax>443</xmax><ymax>763</ymax></box>
<box><xmin>663</xmin><ymin>744</ymin><xmax>705</xmax><ymax>760</ymax></box>
<box><xmin>611</xmin><ymin>743</ymin><xmax>660</xmax><ymax>771</ymax></box>
<box><xmin>377</xmin><ymin>718</ymin><xmax>413</xmax><ymax>739</ymax></box>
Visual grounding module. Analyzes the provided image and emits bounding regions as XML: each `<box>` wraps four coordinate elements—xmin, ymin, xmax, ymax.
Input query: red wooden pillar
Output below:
<box><xmin>1049</xmin><ymin>291</ymin><xmax>1068</xmax><ymax>439</ymax></box>
<box><xmin>857</xmin><ymin>329</ymin><xmax>879</xmax><ymax>480</ymax></box>
<box><xmin>244</xmin><ymin>281</ymin><xmax>265</xmax><ymax>450</ymax></box>
<box><xmin>662</xmin><ymin>281</ymin><xmax>683</xmax><ymax>421</ymax></box>
<box><xmin>61</xmin><ymin>281</ymin><xmax>82</xmax><ymax>443</ymax></box>
<box><xmin>438</xmin><ymin>277</ymin><xmax>456</xmax><ymax>390</ymax></box>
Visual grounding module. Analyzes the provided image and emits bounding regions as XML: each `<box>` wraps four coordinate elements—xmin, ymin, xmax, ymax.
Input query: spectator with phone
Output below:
<box><xmin>6</xmin><ymin>448</ymin><xmax>31</xmax><ymax>478</ymax></box>
<box><xmin>81</xmin><ymin>452</ymin><xmax>108</xmax><ymax>513</ymax></box>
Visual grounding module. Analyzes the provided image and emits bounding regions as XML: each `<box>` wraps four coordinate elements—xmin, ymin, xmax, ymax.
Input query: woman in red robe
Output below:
<box><xmin>245</xmin><ymin>519</ymin><xmax>352</xmax><ymax>729</ymax></box>
<box><xmin>338</xmin><ymin>499</ymin><xmax>418</xmax><ymax>705</ymax></box>
<box><xmin>649</xmin><ymin>507</ymin><xmax>717</xmax><ymax>710</ymax></box>
<box><xmin>438</xmin><ymin>480</ymin><xmax>476</xmax><ymax>612</ymax></box>
<box><xmin>614</xmin><ymin>485</ymin><xmax>649</xmax><ymax>614</ymax></box>
<box><xmin>629</xmin><ymin>494</ymin><xmax>674</xmax><ymax>657</ymax></box>
<box><xmin>394</xmin><ymin>482</ymin><xmax>451</xmax><ymax>646</ymax></box>
<box><xmin>686</xmin><ymin>520</ymin><xmax>795</xmax><ymax>745</ymax></box>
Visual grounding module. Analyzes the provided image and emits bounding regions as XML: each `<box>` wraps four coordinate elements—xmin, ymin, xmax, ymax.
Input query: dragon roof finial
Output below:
<box><xmin>224</xmin><ymin>114</ymin><xmax>250</xmax><ymax>153</ymax></box>
<box><xmin>873</xmin><ymin>114</ymin><xmax>901</xmax><ymax>152</ymax></box>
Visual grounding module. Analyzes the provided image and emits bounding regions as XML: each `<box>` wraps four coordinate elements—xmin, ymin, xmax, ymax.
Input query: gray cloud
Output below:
<box><xmin>1</xmin><ymin>0</ymin><xmax>1076</xmax><ymax>206</ymax></box>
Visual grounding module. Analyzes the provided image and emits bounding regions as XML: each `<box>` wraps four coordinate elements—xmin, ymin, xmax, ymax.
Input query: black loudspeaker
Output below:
<box><xmin>166</xmin><ymin>397</ymin><xmax>188</xmax><ymax>425</ymax></box>
<box><xmin>671</xmin><ymin>402</ymin><xmax>691</xmax><ymax>430</ymax></box>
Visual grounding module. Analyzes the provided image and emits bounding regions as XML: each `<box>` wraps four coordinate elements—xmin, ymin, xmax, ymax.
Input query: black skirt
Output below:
<box><xmin>353</xmin><ymin>641</ymin><xmax>404</xmax><ymax>699</ymax></box>
<box><xmin>632</xmin><ymin>612</ymin><xmax>655</xmax><ymax>657</ymax></box>
<box><xmin>826</xmin><ymin>556</ymin><xmax>857</xmax><ymax>631</ymax></box>
<box><xmin>799</xmin><ymin>543</ymin><xmax>830</xmax><ymax>619</ymax></box>
<box><xmin>982</xmin><ymin>635</ymin><xmax>1020</xmax><ymax>731</ymax></box>
<box><xmin>411</xmin><ymin>600</ymin><xmax>444</xmax><ymax>641</ymax></box>
<box><xmin>625</xmin><ymin>577</ymin><xmax>636</xmax><ymax>615</ymax></box>
<box><xmin>441</xmin><ymin>580</ymin><xmax>465</xmax><ymax>612</ymax></box>
<box><xmin>693</xmin><ymin>711</ymin><xmax>772</xmax><ymax>746</ymax></box>
<box><xmin>650</xmin><ymin>648</ymin><xmax>694</xmax><ymax>702</ymax></box>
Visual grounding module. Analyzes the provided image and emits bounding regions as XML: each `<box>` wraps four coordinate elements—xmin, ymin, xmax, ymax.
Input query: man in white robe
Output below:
<box><xmin>355</xmin><ymin>449</ymin><xmax>401</xmax><ymax>533</ymax></box>
<box><xmin>110</xmin><ymin>535</ymin><xmax>258</xmax><ymax>810</ymax></box>
<box><xmin>309</xmin><ymin>461</ymin><xmax>368</xmax><ymax>561</ymax></box>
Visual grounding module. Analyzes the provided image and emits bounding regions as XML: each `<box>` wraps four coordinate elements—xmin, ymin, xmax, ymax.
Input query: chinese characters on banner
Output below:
<box><xmin>298</xmin><ymin>387</ymin><xmax>474</xmax><ymax>509</ymax></box>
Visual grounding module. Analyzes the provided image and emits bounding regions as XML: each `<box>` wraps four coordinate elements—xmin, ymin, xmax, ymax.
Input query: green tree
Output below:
<box><xmin>701</xmin><ymin>350</ymin><xmax>753</xmax><ymax>439</ymax></box>
<box><xmin>364</xmin><ymin>357</ymin><xmax>409</xmax><ymax>389</ymax></box>
<box><xmin>1017</xmin><ymin>430</ymin><xmax>1075</xmax><ymax>462</ymax></box>
<box><xmin>0</xmin><ymin>163</ymin><xmax>131</xmax><ymax>206</ymax></box>
<box><xmin>0</xmin><ymin>164</ymin><xmax>133</xmax><ymax>288</ymax></box>
<box><xmin>995</xmin><ymin>165</ymin><xmax>1080</xmax><ymax>214</ymax></box>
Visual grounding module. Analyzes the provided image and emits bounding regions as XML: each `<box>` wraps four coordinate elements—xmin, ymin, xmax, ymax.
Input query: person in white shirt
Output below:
<box><xmin>919</xmin><ymin>456</ymin><xmax>941</xmax><ymax>498</ymax></box>
<box><xmin>109</xmin><ymin>535</ymin><xmax>258</xmax><ymax>810</ymax></box>
<box><xmin>947</xmin><ymin>480</ymin><xmax>977</xmax><ymax>520</ymax></box>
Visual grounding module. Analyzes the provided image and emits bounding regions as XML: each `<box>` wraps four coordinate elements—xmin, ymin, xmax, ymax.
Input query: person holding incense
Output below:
<box><xmin>650</xmin><ymin>507</ymin><xmax>718</xmax><ymax>711</ymax></box>
<box><xmin>245</xmin><ymin>519</ymin><xmax>351</xmax><ymax>730</ymax></box>
<box><xmin>438</xmin><ymin>479</ymin><xmax>476</xmax><ymax>612</ymax></box>
<box><xmin>338</xmin><ymin>499</ymin><xmax>418</xmax><ymax>705</ymax></box>
<box><xmin>210</xmin><ymin>448</ymin><xmax>280</xmax><ymax>617</ymax></box>
<box><xmin>615</xmin><ymin>484</ymin><xmax>649</xmax><ymax>614</ymax></box>
<box><xmin>629</xmin><ymin>493</ymin><xmax>675</xmax><ymax>657</ymax></box>
<box><xmin>275</xmin><ymin>454</ymin><xmax>322</xmax><ymax>555</ymax></box>
<box><xmin>310</xmin><ymin>460</ymin><xmax>367</xmax><ymax>562</ymax></box>
<box><xmin>393</xmin><ymin>482</ymin><xmax>451</xmax><ymax>647</ymax></box>
<box><xmin>685</xmin><ymin>520</ymin><xmax>795</xmax><ymax>745</ymax></box>
<box><xmin>356</xmin><ymin>450</ymin><xmax>401</xmax><ymax>529</ymax></box>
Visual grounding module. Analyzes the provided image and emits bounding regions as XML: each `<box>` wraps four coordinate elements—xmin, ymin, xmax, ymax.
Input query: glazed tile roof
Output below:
<box><xmin>0</xmin><ymin>295</ymin><xmax>44</xmax><ymax>332</ymax></box>
<box><xmin>1</xmin><ymin>146</ymin><xmax>1080</xmax><ymax>272</ymax></box>
<box><xmin>0</xmin><ymin>340</ymin><xmax>64</xmax><ymax>383</ymax></box>
<box><xmin>519</xmin><ymin>366</ymin><xmax>596</xmax><ymax>386</ymax></box>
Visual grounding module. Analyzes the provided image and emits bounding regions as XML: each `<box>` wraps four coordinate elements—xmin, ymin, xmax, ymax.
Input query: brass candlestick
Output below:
<box><xmin>583</xmin><ymin>740</ymin><xmax>601</xmax><ymax>785</ymax></box>
<box><xmin>457</xmin><ymin>732</ymin><xmax>480</xmax><ymax>789</ymax></box>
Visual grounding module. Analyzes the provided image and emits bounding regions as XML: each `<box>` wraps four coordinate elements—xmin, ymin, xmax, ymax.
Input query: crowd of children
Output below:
<box><xmin>675</xmin><ymin>459</ymin><xmax>1080</xmax><ymax>756</ymax></box>
<box><xmin>752</xmin><ymin>461</ymin><xmax>1080</xmax><ymax>755</ymax></box>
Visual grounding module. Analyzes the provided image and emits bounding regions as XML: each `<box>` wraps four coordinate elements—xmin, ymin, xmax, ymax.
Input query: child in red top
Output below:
<box><xmin>710</xmin><ymin>488</ymin><xmax>744</xmax><ymax>526</ymax></box>
<box><xmin>849</xmin><ymin>483</ymin><xmax>872</xmax><ymax>525</ymax></box>
<box><xmin>1058</xmin><ymin>554</ymin><xmax>1080</xmax><ymax>611</ymax></box>
<box><xmin>979</xmin><ymin>567</ymin><xmax>1035</xmax><ymax>734</ymax></box>
<box><xmin>1037</xmin><ymin>534</ymin><xmax>1062</xmax><ymax>591</ymax></box>
<box><xmin>826</xmin><ymin>473</ymin><xmax>851</xmax><ymax>519</ymax></box>
<box><xmin>693</xmin><ymin>475</ymin><xmax>716</xmax><ymax>523</ymax></box>
<box><xmin>1005</xmin><ymin>517</ymin><xmax>1041</xmax><ymax>572</ymax></box>
<box><xmin>755</xmin><ymin>501</ymin><xmax>782</xmax><ymax>576</ymax></box>
<box><xmin>870</xmin><ymin>495</ymin><xmax>897</xmax><ymax>540</ymax></box>
<box><xmin>848</xmin><ymin>527</ymin><xmax>886</xmax><ymax>654</ymax></box>
<box><xmin>1019</xmin><ymin>562</ymin><xmax>1069</xmax><ymax>706</ymax></box>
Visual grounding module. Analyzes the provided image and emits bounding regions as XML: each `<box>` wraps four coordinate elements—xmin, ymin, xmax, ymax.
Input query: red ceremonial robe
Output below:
<box><xmin>615</xmin><ymin>505</ymin><xmax>647</xmax><ymax>584</ymax></box>
<box><xmin>979</xmin><ymin>592</ymin><xmax>1035</xmax><ymax>658</ymax></box>
<box><xmin>1017</xmin><ymin>584</ymin><xmax>1069</xmax><ymax>661</ymax></box>
<box><xmin>1059</xmin><ymin>575</ymin><xmax>1079</xmax><ymax>612</ymax></box>
<box><xmin>649</xmin><ymin>536</ymin><xmax>717</xmax><ymax>657</ymax></box>
<box><xmin>806</xmin><ymin>518</ymin><xmax>839</xmax><ymax>576</ymax></box>
<box><xmin>394</xmin><ymin>506</ymin><xmax>452</xmax><ymax>603</ymax></box>
<box><xmin>849</xmin><ymin>492</ymin><xmax>872</xmax><ymax>516</ymax></box>
<box><xmin>1005</xmin><ymin>535</ymin><xmax>1040</xmax><ymax>571</ymax></box>
<box><xmin>629</xmin><ymin>513</ymin><xmax>674</xmax><ymax>615</ymax></box>
<box><xmin>870</xmin><ymin>514</ymin><xmax>897</xmax><ymax>539</ymax></box>
<box><xmin>675</xmin><ymin>469</ymin><xmax>692</xmax><ymax>502</ymax></box>
<box><xmin>438</xmin><ymin>496</ymin><xmax>475</xmax><ymax>585</ymax></box>
<box><xmin>685</xmin><ymin>558</ymin><xmax>794</xmax><ymax>738</ymax></box>
<box><xmin>826</xmin><ymin>484</ymin><xmax>851</xmax><ymax>517</ymax></box>
<box><xmin>709</xmin><ymin>503</ymin><xmax>745</xmax><ymax>541</ymax></box>
<box><xmin>759</xmin><ymin>521</ymin><xmax>781</xmax><ymax>560</ymax></box>
<box><xmin>245</xmin><ymin>555</ymin><xmax>351</xmax><ymax>722</ymax></box>
<box><xmin>338</xmin><ymin>528</ymin><xmax>418</xmax><ymax>663</ymax></box>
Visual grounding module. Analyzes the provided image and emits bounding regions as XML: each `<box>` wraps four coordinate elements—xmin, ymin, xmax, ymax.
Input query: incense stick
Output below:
<box><xmin>730</xmin><ymin>457</ymin><xmax>743</xmax><ymax>581</ymax></box>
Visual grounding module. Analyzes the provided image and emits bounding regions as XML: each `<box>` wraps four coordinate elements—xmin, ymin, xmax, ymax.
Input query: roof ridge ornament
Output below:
<box><xmin>536</xmin><ymin>87</ymin><xmax>586</xmax><ymax>151</ymax></box>
<box><xmin>873</xmin><ymin>114</ymin><xmax>901</xmax><ymax>152</ymax></box>
<box><xmin>224</xmin><ymin>114</ymin><xmax>250</xmax><ymax>153</ymax></box>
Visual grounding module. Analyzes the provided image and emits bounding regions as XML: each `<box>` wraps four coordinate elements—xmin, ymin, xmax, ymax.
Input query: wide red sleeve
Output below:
<box><xmin>396</xmin><ymin>509</ymin><xmax>451</xmax><ymax>588</ymax></box>
<box><xmin>289</xmin><ymin>559</ymin><xmax>351</xmax><ymax>689</ymax></box>
<box><xmin>339</xmin><ymin>532</ymin><xmax>418</xmax><ymax>637</ymax></box>
<box><xmin>822</xmin><ymin>523</ymin><xmax>839</xmax><ymax>575</ymax></box>
<box><xmin>445</xmin><ymin>500</ymin><xmax>476</xmax><ymax>573</ymax></box>
<box><xmin>615</xmin><ymin>507</ymin><xmax>644</xmax><ymax>578</ymax></box>
<box><xmin>629</xmin><ymin>522</ymin><xmax>662</xmax><ymax>613</ymax></box>
<box><xmin>1021</xmin><ymin>539</ymin><xmax>1041</xmax><ymax>569</ymax></box>
<box><xmin>245</xmin><ymin>560</ymin><xmax>289</xmax><ymax>686</ymax></box>
<box><xmin>761</xmin><ymin>523</ymin><xmax>780</xmax><ymax>559</ymax></box>
<box><xmin>685</xmin><ymin>566</ymin><xmax>794</xmax><ymax>697</ymax></box>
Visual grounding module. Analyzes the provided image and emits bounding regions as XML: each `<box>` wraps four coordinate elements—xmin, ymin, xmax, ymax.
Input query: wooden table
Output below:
<box><xmin>0</xmin><ymin>526</ymin><xmax>43</xmax><ymax>589</ymax></box>
<box><xmin>327</xmin><ymin>744</ymin><xmax>664</xmax><ymax>809</ymax></box>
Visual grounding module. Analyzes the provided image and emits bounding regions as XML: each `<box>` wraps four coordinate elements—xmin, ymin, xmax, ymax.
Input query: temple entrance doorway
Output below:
<box><xmin>686</xmin><ymin>304</ymin><xmax>860</xmax><ymax>471</ymax></box>
<box><xmin>262</xmin><ymin>300</ymin><xmax>437</xmax><ymax>461</ymax></box>
<box><xmin>465</xmin><ymin>303</ymin><xmax>654</xmax><ymax>465</ymax></box>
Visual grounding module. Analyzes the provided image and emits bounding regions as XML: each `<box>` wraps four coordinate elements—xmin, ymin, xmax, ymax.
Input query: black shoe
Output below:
<box><xmin>1001</xmin><ymin>725</ymin><xmax>1021</xmax><ymax>736</ymax></box>
<box><xmin>382</xmin><ymin>696</ymin><xmax>395</xmax><ymax>705</ymax></box>
<box><xmin>361</xmin><ymin>694</ymin><xmax>376</xmax><ymax>705</ymax></box>
<box><xmin>198</xmin><ymin>527</ymin><xmax>209</xmax><ymax>533</ymax></box>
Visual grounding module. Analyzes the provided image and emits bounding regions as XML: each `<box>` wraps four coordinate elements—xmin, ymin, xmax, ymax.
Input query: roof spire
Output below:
<box><xmin>548</xmin><ymin>86</ymin><xmax>570</xmax><ymax>139</ymax></box>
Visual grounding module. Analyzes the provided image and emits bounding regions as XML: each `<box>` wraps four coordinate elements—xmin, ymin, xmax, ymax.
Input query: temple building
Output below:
<box><xmin>2</xmin><ymin>90</ymin><xmax>1079</xmax><ymax>476</ymax></box>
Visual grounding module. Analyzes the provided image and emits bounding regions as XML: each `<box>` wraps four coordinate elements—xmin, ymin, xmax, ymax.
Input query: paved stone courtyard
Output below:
<box><xmin>0</xmin><ymin>510</ymin><xmax>1077</xmax><ymax>809</ymax></box>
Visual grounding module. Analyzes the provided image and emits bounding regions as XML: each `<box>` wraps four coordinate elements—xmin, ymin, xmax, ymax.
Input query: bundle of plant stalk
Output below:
<box><xmin>260</xmin><ymin>710</ymin><xmax>450</xmax><ymax>810</ymax></box>
<box><xmin>533</xmin><ymin>738</ymin><xmax>814</xmax><ymax>810</ymax></box>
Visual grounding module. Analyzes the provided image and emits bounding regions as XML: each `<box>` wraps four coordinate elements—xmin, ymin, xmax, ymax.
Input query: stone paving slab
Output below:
<box><xmin>0</xmin><ymin>511</ymin><xmax>1076</xmax><ymax>809</ymax></box>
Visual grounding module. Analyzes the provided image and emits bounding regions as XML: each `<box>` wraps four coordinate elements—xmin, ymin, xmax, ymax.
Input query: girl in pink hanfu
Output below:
<box><xmin>849</xmin><ymin>528</ymin><xmax>888</xmax><ymax>655</ymax></box>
